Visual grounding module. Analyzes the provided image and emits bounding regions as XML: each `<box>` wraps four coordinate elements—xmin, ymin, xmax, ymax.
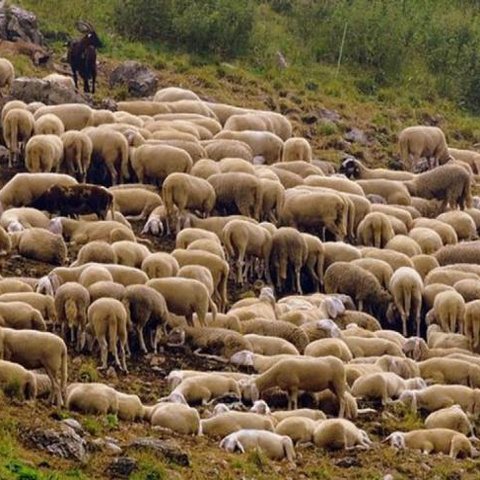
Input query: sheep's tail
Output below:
<box><xmin>9</xmin><ymin>120</ymin><xmax>18</xmax><ymax>158</ymax></box>
<box><xmin>275</xmin><ymin>187</ymin><xmax>285</xmax><ymax>220</ymax></box>
<box><xmin>223</xmin><ymin>227</ymin><xmax>235</xmax><ymax>259</ymax></box>
<box><xmin>121</xmin><ymin>297</ymin><xmax>134</xmax><ymax>332</ymax></box>
<box><xmin>162</xmin><ymin>182</ymin><xmax>175</xmax><ymax>226</ymax></box>
<box><xmin>65</xmin><ymin>298</ymin><xmax>78</xmax><ymax>329</ymax></box>
<box><xmin>107</xmin><ymin>314</ymin><xmax>118</xmax><ymax>354</ymax></box>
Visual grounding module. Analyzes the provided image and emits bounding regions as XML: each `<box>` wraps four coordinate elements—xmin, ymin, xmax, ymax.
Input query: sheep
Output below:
<box><xmin>398</xmin><ymin>126</ymin><xmax>452</xmax><ymax>171</ymax></box>
<box><xmin>431</xmin><ymin>290</ymin><xmax>465</xmax><ymax>334</ymax></box>
<box><xmin>219</xmin><ymin>430</ymin><xmax>295</xmax><ymax>462</ymax></box>
<box><xmin>0</xmin><ymin>279</ymin><xmax>34</xmax><ymax>294</ymax></box>
<box><xmin>43</xmin><ymin>73</ymin><xmax>75</xmax><ymax>90</ymax></box>
<box><xmin>404</xmin><ymin>163</ymin><xmax>472</xmax><ymax>210</ymax></box>
<box><xmin>153</xmin><ymin>86</ymin><xmax>199</xmax><ymax>102</ymax></box>
<box><xmin>304</xmin><ymin>175</ymin><xmax>365</xmax><ymax>196</ymax></box>
<box><xmin>187</xmin><ymin>238</ymin><xmax>226</xmax><ymax>260</ymax></box>
<box><xmin>304</xmin><ymin>338</ymin><xmax>353</xmax><ymax>362</ymax></box>
<box><xmin>244</xmin><ymin>334</ymin><xmax>299</xmax><ymax>356</ymax></box>
<box><xmin>1</xmin><ymin>100</ymin><xmax>26</xmax><ymax>124</ymax></box>
<box><xmin>424</xmin><ymin>405</ymin><xmax>475</xmax><ymax>437</ymax></box>
<box><xmin>34</xmin><ymin>104</ymin><xmax>93</xmax><ymax>131</ymax></box>
<box><xmin>54</xmin><ymin>282</ymin><xmax>90</xmax><ymax>351</ymax></box>
<box><xmin>340</xmin><ymin>157</ymin><xmax>414</xmax><ymax>181</ymax></box>
<box><xmin>425</xmin><ymin>268</ymin><xmax>479</xmax><ymax>288</ymax></box>
<box><xmin>351</xmin><ymin>258</ymin><xmax>393</xmax><ymax>290</ymax></box>
<box><xmin>202</xmin><ymin>412</ymin><xmax>275</xmax><ymax>438</ymax></box>
<box><xmin>223</xmin><ymin>220</ymin><xmax>272</xmax><ymax>286</ymax></box>
<box><xmin>0</xmin><ymin>328</ymin><xmax>67</xmax><ymax>406</ymax></box>
<box><xmin>3</xmin><ymin>108</ymin><xmax>34</xmax><ymax>167</ymax></box>
<box><xmin>281</xmin><ymin>137</ymin><xmax>312</xmax><ymax>163</ymax></box>
<box><xmin>191</xmin><ymin>158</ymin><xmax>220</xmax><ymax>180</ymax></box>
<box><xmin>72</xmin><ymin>241</ymin><xmax>117</xmax><ymax>266</ymax></box>
<box><xmin>162</xmin><ymin>173</ymin><xmax>216</xmax><ymax>234</ymax></box>
<box><xmin>323</xmin><ymin>242</ymin><xmax>361</xmax><ymax>270</ymax></box>
<box><xmin>312</xmin><ymin>419</ymin><xmax>371</xmax><ymax>450</ymax></box>
<box><xmin>454</xmin><ymin>279</ymin><xmax>480</xmax><ymax>303</ymax></box>
<box><xmin>427</xmin><ymin>324</ymin><xmax>470</xmax><ymax>350</ymax></box>
<box><xmin>249</xmin><ymin>356</ymin><xmax>347</xmax><ymax>414</ymax></box>
<box><xmin>386</xmin><ymin>429</ymin><xmax>477</xmax><ymax>459</ymax></box>
<box><xmin>141</xmin><ymin>252</ymin><xmax>179</xmax><ymax>279</ymax></box>
<box><xmin>122</xmin><ymin>285</ymin><xmax>169</xmax><ymax>354</ymax></box>
<box><xmin>258</xmin><ymin>178</ymin><xmax>285</xmax><ymax>223</ymax></box>
<box><xmin>24</xmin><ymin>134</ymin><xmax>63</xmax><ymax>173</ymax></box>
<box><xmin>147</xmin><ymin>402</ymin><xmax>201</xmax><ymax>434</ymax></box>
<box><xmin>418</xmin><ymin>357</ymin><xmax>480</xmax><ymax>387</ymax></box>
<box><xmin>0</xmin><ymin>293</ymin><xmax>56</xmax><ymax>324</ymax></box>
<box><xmin>176</xmin><ymin>227</ymin><xmax>221</xmax><ymax>249</ymax></box>
<box><xmin>356</xmin><ymin>212</ymin><xmax>395</xmax><ymax>248</ymax></box>
<box><xmin>375</xmin><ymin>355</ymin><xmax>420</xmax><ymax>379</ymax></box>
<box><xmin>50</xmin><ymin>217</ymin><xmax>135</xmax><ymax>245</ymax></box>
<box><xmin>0</xmin><ymin>302</ymin><xmax>45</xmax><ymax>331</ymax></box>
<box><xmin>9</xmin><ymin>228</ymin><xmax>67</xmax><ymax>265</ymax></box>
<box><xmin>215</xmin><ymin>130</ymin><xmax>283</xmax><ymax>165</ymax></box>
<box><xmin>60</xmin><ymin>130</ymin><xmax>93</xmax><ymax>182</ymax></box>
<box><xmin>270</xmin><ymin>227</ymin><xmax>308</xmax><ymax>294</ymax></box>
<box><xmin>86</xmin><ymin>127</ymin><xmax>129</xmax><ymax>185</ymax></box>
<box><xmin>387</xmin><ymin>267</ymin><xmax>423</xmax><ymax>337</ymax></box>
<box><xmin>66</xmin><ymin>382</ymin><xmax>119</xmax><ymax>415</ymax></box>
<box><xmin>463</xmin><ymin>300</ymin><xmax>480</xmax><ymax>350</ymax></box>
<box><xmin>111</xmin><ymin>241</ymin><xmax>150</xmax><ymax>268</ymax></box>
<box><xmin>435</xmin><ymin>242</ymin><xmax>480</xmax><ymax>268</ymax></box>
<box><xmin>413</xmin><ymin>218</ymin><xmax>458</xmax><ymax>245</ymax></box>
<box><xmin>370</xmin><ymin>204</ymin><xmax>413</xmax><ymax>229</ymax></box>
<box><xmin>274</xmin><ymin>416</ymin><xmax>319</xmax><ymax>444</ymax></box>
<box><xmin>411</xmin><ymin>254</ymin><xmax>439</xmax><ymax>281</ymax></box>
<box><xmin>147</xmin><ymin>277</ymin><xmax>216</xmax><ymax>327</ymax></box>
<box><xmin>385</xmin><ymin>235</ymin><xmax>422</xmax><ymax>258</ymax></box>
<box><xmin>324</xmin><ymin>262</ymin><xmax>391</xmax><ymax>315</ymax></box>
<box><xmin>437</xmin><ymin>211</ymin><xmax>477</xmax><ymax>241</ymax></box>
<box><xmin>203</xmin><ymin>139</ymin><xmax>253</xmax><ymax>162</ymax></box>
<box><xmin>407</xmin><ymin>228</ymin><xmax>442</xmax><ymax>255</ymax></box>
<box><xmin>166</xmin><ymin>370</ymin><xmax>250</xmax><ymax>390</ymax></box>
<box><xmin>131</xmin><ymin>144</ymin><xmax>192</xmax><ymax>186</ymax></box>
<box><xmin>0</xmin><ymin>359</ymin><xmax>37</xmax><ymax>400</ymax></box>
<box><xmin>87</xmin><ymin>298</ymin><xmax>128</xmax><ymax>372</ymax></box>
<box><xmin>111</xmin><ymin>187</ymin><xmax>162</xmax><ymax>221</ymax></box>
<box><xmin>357</xmin><ymin>179</ymin><xmax>411</xmax><ymax>205</ymax></box>
<box><xmin>342</xmin><ymin>336</ymin><xmax>404</xmax><ymax>358</ymax></box>
<box><xmin>449</xmin><ymin>147</ymin><xmax>480</xmax><ymax>174</ymax></box>
<box><xmin>79</xmin><ymin>265</ymin><xmax>113</xmax><ymax>288</ymax></box>
<box><xmin>34</xmin><ymin>113</ymin><xmax>65</xmax><ymax>136</ymax></box>
<box><xmin>0</xmin><ymin>58</ymin><xmax>14</xmax><ymax>96</ymax></box>
<box><xmin>88</xmin><ymin>281</ymin><xmax>126</xmax><ymax>302</ymax></box>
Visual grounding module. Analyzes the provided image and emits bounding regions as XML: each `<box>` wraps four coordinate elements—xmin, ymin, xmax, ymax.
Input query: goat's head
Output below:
<box><xmin>76</xmin><ymin>20</ymin><xmax>103</xmax><ymax>48</ymax></box>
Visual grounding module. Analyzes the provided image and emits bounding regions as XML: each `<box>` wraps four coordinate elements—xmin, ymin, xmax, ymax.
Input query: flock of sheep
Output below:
<box><xmin>1</xmin><ymin>56</ymin><xmax>480</xmax><ymax>465</ymax></box>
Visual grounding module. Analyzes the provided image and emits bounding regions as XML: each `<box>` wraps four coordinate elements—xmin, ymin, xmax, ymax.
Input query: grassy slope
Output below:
<box><xmin>1</xmin><ymin>1</ymin><xmax>480</xmax><ymax>479</ymax></box>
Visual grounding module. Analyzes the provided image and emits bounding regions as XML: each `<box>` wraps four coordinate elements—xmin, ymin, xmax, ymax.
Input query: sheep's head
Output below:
<box><xmin>48</xmin><ymin>218</ymin><xmax>63</xmax><ymax>235</ymax></box>
<box><xmin>386</xmin><ymin>432</ymin><xmax>405</xmax><ymax>449</ymax></box>
<box><xmin>167</xmin><ymin>328</ymin><xmax>186</xmax><ymax>346</ymax></box>
<box><xmin>403</xmin><ymin>337</ymin><xmax>428</xmax><ymax>361</ymax></box>
<box><xmin>219</xmin><ymin>434</ymin><xmax>244</xmax><ymax>453</ymax></box>
<box><xmin>339</xmin><ymin>157</ymin><xmax>361</xmax><ymax>179</ymax></box>
<box><xmin>168</xmin><ymin>391</ymin><xmax>188</xmax><ymax>405</ymax></box>
<box><xmin>250</xmin><ymin>399</ymin><xmax>271</xmax><ymax>415</ymax></box>
<box><xmin>315</xmin><ymin>319</ymin><xmax>341</xmax><ymax>338</ymax></box>
<box><xmin>7</xmin><ymin>220</ymin><xmax>24</xmax><ymax>233</ymax></box>
<box><xmin>230</xmin><ymin>350</ymin><xmax>254</xmax><ymax>366</ymax></box>
<box><xmin>259</xmin><ymin>286</ymin><xmax>275</xmax><ymax>306</ymax></box>
<box><xmin>213</xmin><ymin>403</ymin><xmax>230</xmax><ymax>416</ymax></box>
<box><xmin>323</xmin><ymin>297</ymin><xmax>345</xmax><ymax>319</ymax></box>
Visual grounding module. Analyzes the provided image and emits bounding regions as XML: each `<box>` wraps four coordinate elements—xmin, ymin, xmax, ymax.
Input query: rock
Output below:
<box><xmin>128</xmin><ymin>437</ymin><xmax>189</xmax><ymax>466</ymax></box>
<box><xmin>344</xmin><ymin>127</ymin><xmax>368</xmax><ymax>145</ymax></box>
<box><xmin>27</xmin><ymin>425</ymin><xmax>88</xmax><ymax>463</ymax></box>
<box><xmin>0</xmin><ymin>5</ymin><xmax>45</xmax><ymax>45</ymax></box>
<box><xmin>109</xmin><ymin>61</ymin><xmax>158</xmax><ymax>97</ymax></box>
<box><xmin>335</xmin><ymin>456</ymin><xmax>361</xmax><ymax>468</ymax></box>
<box><xmin>11</xmin><ymin>77</ymin><xmax>89</xmax><ymax>105</ymax></box>
<box><xmin>318</xmin><ymin>108</ymin><xmax>342</xmax><ymax>123</ymax></box>
<box><xmin>61</xmin><ymin>419</ymin><xmax>83</xmax><ymax>435</ymax></box>
<box><xmin>105</xmin><ymin>442</ymin><xmax>123</xmax><ymax>456</ymax></box>
<box><xmin>106</xmin><ymin>457</ymin><xmax>137</xmax><ymax>478</ymax></box>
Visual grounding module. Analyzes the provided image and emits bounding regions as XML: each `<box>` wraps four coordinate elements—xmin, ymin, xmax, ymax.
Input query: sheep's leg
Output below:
<box><xmin>137</xmin><ymin>326</ymin><xmax>148</xmax><ymax>354</ymax></box>
<box><xmin>289</xmin><ymin>387</ymin><xmax>299</xmax><ymax>410</ymax></box>
<box><xmin>113</xmin><ymin>342</ymin><xmax>122</xmax><ymax>370</ymax></box>
<box><xmin>106</xmin><ymin>163</ymin><xmax>118</xmax><ymax>186</ymax></box>
<box><xmin>119</xmin><ymin>343</ymin><xmax>128</xmax><ymax>373</ymax></box>
<box><xmin>294</xmin><ymin>265</ymin><xmax>303</xmax><ymax>295</ymax></box>
<box><xmin>98</xmin><ymin>337</ymin><xmax>108</xmax><ymax>370</ymax></box>
<box><xmin>474</xmin><ymin>320</ymin><xmax>480</xmax><ymax>349</ymax></box>
<box><xmin>358</xmin><ymin>300</ymin><xmax>364</xmax><ymax>312</ymax></box>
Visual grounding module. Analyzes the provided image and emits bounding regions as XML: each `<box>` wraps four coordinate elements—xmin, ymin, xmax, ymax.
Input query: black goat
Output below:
<box><xmin>67</xmin><ymin>20</ymin><xmax>102</xmax><ymax>94</ymax></box>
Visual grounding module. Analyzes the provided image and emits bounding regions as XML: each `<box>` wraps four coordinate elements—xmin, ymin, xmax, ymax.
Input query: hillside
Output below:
<box><xmin>1</xmin><ymin>2</ymin><xmax>480</xmax><ymax>480</ymax></box>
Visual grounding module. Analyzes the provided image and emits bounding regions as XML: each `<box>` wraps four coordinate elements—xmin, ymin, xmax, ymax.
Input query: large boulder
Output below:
<box><xmin>109</xmin><ymin>61</ymin><xmax>158</xmax><ymax>97</ymax></box>
<box><xmin>11</xmin><ymin>77</ymin><xmax>90</xmax><ymax>105</ymax></box>
<box><xmin>0</xmin><ymin>5</ymin><xmax>45</xmax><ymax>45</ymax></box>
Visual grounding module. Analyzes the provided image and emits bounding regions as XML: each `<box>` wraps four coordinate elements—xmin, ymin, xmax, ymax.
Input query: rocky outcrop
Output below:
<box><xmin>0</xmin><ymin>5</ymin><xmax>45</xmax><ymax>45</ymax></box>
<box><xmin>109</xmin><ymin>61</ymin><xmax>158</xmax><ymax>97</ymax></box>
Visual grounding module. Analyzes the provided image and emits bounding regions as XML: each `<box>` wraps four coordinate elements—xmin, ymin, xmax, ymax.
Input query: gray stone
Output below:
<box><xmin>11</xmin><ymin>77</ymin><xmax>89</xmax><ymax>105</ymax></box>
<box><xmin>27</xmin><ymin>425</ymin><xmax>88</xmax><ymax>463</ymax></box>
<box><xmin>344</xmin><ymin>127</ymin><xmax>368</xmax><ymax>145</ymax></box>
<box><xmin>107</xmin><ymin>457</ymin><xmax>138</xmax><ymax>478</ymax></box>
<box><xmin>61</xmin><ymin>418</ymin><xmax>83</xmax><ymax>434</ymax></box>
<box><xmin>128</xmin><ymin>437</ymin><xmax>189</xmax><ymax>466</ymax></box>
<box><xmin>109</xmin><ymin>61</ymin><xmax>158</xmax><ymax>98</ymax></box>
<box><xmin>0</xmin><ymin>5</ymin><xmax>44</xmax><ymax>45</ymax></box>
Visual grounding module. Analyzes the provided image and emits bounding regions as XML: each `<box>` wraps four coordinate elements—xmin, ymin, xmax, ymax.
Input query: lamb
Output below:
<box><xmin>324</xmin><ymin>262</ymin><xmax>391</xmax><ymax>314</ymax></box>
<box><xmin>274</xmin><ymin>416</ymin><xmax>320</xmax><ymax>444</ymax></box>
<box><xmin>404</xmin><ymin>163</ymin><xmax>472</xmax><ymax>210</ymax></box>
<box><xmin>131</xmin><ymin>144</ymin><xmax>193</xmax><ymax>186</ymax></box>
<box><xmin>219</xmin><ymin>430</ymin><xmax>295</xmax><ymax>462</ymax></box>
<box><xmin>203</xmin><ymin>139</ymin><xmax>253</xmax><ymax>162</ymax></box>
<box><xmin>0</xmin><ymin>173</ymin><xmax>77</xmax><ymax>210</ymax></box>
<box><xmin>34</xmin><ymin>104</ymin><xmax>93</xmax><ymax>131</ymax></box>
<box><xmin>464</xmin><ymin>300</ymin><xmax>480</xmax><ymax>350</ymax></box>
<box><xmin>340</xmin><ymin>157</ymin><xmax>414</xmax><ymax>181</ymax></box>
<box><xmin>9</xmin><ymin>227</ymin><xmax>67</xmax><ymax>265</ymax></box>
<box><xmin>0</xmin><ymin>58</ymin><xmax>14</xmax><ymax>96</ymax></box>
<box><xmin>54</xmin><ymin>282</ymin><xmax>90</xmax><ymax>351</ymax></box>
<box><xmin>162</xmin><ymin>173</ymin><xmax>216</xmax><ymax>234</ymax></box>
<box><xmin>208</xmin><ymin>172</ymin><xmax>261</xmax><ymax>220</ymax></box>
<box><xmin>34</xmin><ymin>113</ymin><xmax>65</xmax><ymax>136</ymax></box>
<box><xmin>312</xmin><ymin>418</ymin><xmax>371</xmax><ymax>450</ymax></box>
<box><xmin>0</xmin><ymin>207</ymin><xmax>50</xmax><ymax>232</ymax></box>
<box><xmin>0</xmin><ymin>328</ymin><xmax>67</xmax><ymax>406</ymax></box>
<box><xmin>25</xmin><ymin>134</ymin><xmax>64</xmax><ymax>173</ymax></box>
<box><xmin>223</xmin><ymin>219</ymin><xmax>272</xmax><ymax>286</ymax></box>
<box><xmin>146</xmin><ymin>402</ymin><xmax>201</xmax><ymax>434</ymax></box>
<box><xmin>122</xmin><ymin>285</ymin><xmax>169</xmax><ymax>354</ymax></box>
<box><xmin>60</xmin><ymin>131</ymin><xmax>93</xmax><ymax>182</ymax></box>
<box><xmin>356</xmin><ymin>212</ymin><xmax>395</xmax><ymax>248</ymax></box>
<box><xmin>43</xmin><ymin>73</ymin><xmax>75</xmax><ymax>90</ymax></box>
<box><xmin>270</xmin><ymin>227</ymin><xmax>308</xmax><ymax>294</ymax></box>
<box><xmin>112</xmin><ymin>241</ymin><xmax>150</xmax><ymax>268</ymax></box>
<box><xmin>387</xmin><ymin>267</ymin><xmax>424</xmax><ymax>337</ymax></box>
<box><xmin>249</xmin><ymin>356</ymin><xmax>347</xmax><ymax>414</ymax></box>
<box><xmin>357</xmin><ymin>179</ymin><xmax>411</xmax><ymax>205</ymax></box>
<box><xmin>386</xmin><ymin>429</ymin><xmax>477</xmax><ymax>459</ymax></box>
<box><xmin>432</xmin><ymin>290</ymin><xmax>465</xmax><ymax>334</ymax></box>
<box><xmin>87</xmin><ymin>298</ymin><xmax>128</xmax><ymax>373</ymax></box>
<box><xmin>202</xmin><ymin>412</ymin><xmax>275</xmax><ymax>438</ymax></box>
<box><xmin>167</xmin><ymin>326</ymin><xmax>251</xmax><ymax>359</ymax></box>
<box><xmin>79</xmin><ymin>265</ymin><xmax>113</xmax><ymax>288</ymax></box>
<box><xmin>399</xmin><ymin>125</ymin><xmax>453</xmax><ymax>170</ymax></box>
<box><xmin>141</xmin><ymin>252</ymin><xmax>179</xmax><ymax>279</ymax></box>
<box><xmin>281</xmin><ymin>137</ymin><xmax>312</xmax><ymax>163</ymax></box>
<box><xmin>361</xmin><ymin>247</ymin><xmax>414</xmax><ymax>270</ymax></box>
<box><xmin>3</xmin><ymin>107</ymin><xmax>34</xmax><ymax>167</ymax></box>
<box><xmin>66</xmin><ymin>382</ymin><xmax>119</xmax><ymax>415</ymax></box>
<box><xmin>147</xmin><ymin>278</ymin><xmax>217</xmax><ymax>327</ymax></box>
<box><xmin>424</xmin><ymin>405</ymin><xmax>475</xmax><ymax>437</ymax></box>
<box><xmin>86</xmin><ymin>127</ymin><xmax>129</xmax><ymax>185</ymax></box>
<box><xmin>0</xmin><ymin>359</ymin><xmax>37</xmax><ymax>400</ymax></box>
<box><xmin>323</xmin><ymin>242</ymin><xmax>361</xmax><ymax>270</ymax></box>
<box><xmin>304</xmin><ymin>338</ymin><xmax>353</xmax><ymax>362</ymax></box>
<box><xmin>351</xmin><ymin>258</ymin><xmax>393</xmax><ymax>290</ymax></box>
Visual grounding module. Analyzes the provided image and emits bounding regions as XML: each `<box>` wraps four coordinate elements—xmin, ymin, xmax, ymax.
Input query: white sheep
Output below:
<box><xmin>60</xmin><ymin>131</ymin><xmax>93</xmax><ymax>182</ymax></box>
<box><xmin>313</xmin><ymin>419</ymin><xmax>372</xmax><ymax>450</ymax></box>
<box><xmin>25</xmin><ymin>134</ymin><xmax>64</xmax><ymax>173</ymax></box>
<box><xmin>3</xmin><ymin>108</ymin><xmax>34</xmax><ymax>167</ymax></box>
<box><xmin>34</xmin><ymin>113</ymin><xmax>65</xmax><ymax>136</ymax></box>
<box><xmin>0</xmin><ymin>58</ymin><xmax>14</xmax><ymax>96</ymax></box>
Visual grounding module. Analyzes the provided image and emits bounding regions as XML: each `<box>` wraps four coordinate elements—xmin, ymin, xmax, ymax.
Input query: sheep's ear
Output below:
<box><xmin>325</xmin><ymin>298</ymin><xmax>338</xmax><ymax>318</ymax></box>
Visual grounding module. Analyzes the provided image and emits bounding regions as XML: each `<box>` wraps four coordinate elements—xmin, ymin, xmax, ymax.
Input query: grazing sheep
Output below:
<box><xmin>398</xmin><ymin>126</ymin><xmax>452</xmax><ymax>171</ymax></box>
<box><xmin>25</xmin><ymin>134</ymin><xmax>63</xmax><ymax>173</ymax></box>
<box><xmin>427</xmin><ymin>324</ymin><xmax>469</xmax><ymax>350</ymax></box>
<box><xmin>244</xmin><ymin>334</ymin><xmax>299</xmax><ymax>356</ymax></box>
<box><xmin>304</xmin><ymin>338</ymin><xmax>353</xmax><ymax>362</ymax></box>
<box><xmin>435</xmin><ymin>242</ymin><xmax>480</xmax><ymax>266</ymax></box>
<box><xmin>0</xmin><ymin>293</ymin><xmax>55</xmax><ymax>324</ymax></box>
<box><xmin>147</xmin><ymin>402</ymin><xmax>201</xmax><ymax>434</ymax></box>
<box><xmin>34</xmin><ymin>104</ymin><xmax>93</xmax><ymax>131</ymax></box>
<box><xmin>0</xmin><ymin>207</ymin><xmax>51</xmax><ymax>232</ymax></box>
<box><xmin>141</xmin><ymin>252</ymin><xmax>179</xmax><ymax>279</ymax></box>
<box><xmin>0</xmin><ymin>58</ymin><xmax>14</xmax><ymax>96</ymax></box>
<box><xmin>72</xmin><ymin>241</ymin><xmax>117</xmax><ymax>266</ymax></box>
<box><xmin>356</xmin><ymin>212</ymin><xmax>395</xmax><ymax>248</ymax></box>
<box><xmin>202</xmin><ymin>412</ymin><xmax>275</xmax><ymax>438</ymax></box>
<box><xmin>60</xmin><ymin>130</ymin><xmax>93</xmax><ymax>182</ymax></box>
<box><xmin>0</xmin><ymin>328</ymin><xmax>67</xmax><ymax>406</ymax></box>
<box><xmin>34</xmin><ymin>113</ymin><xmax>65</xmax><ymax>136</ymax></box>
<box><xmin>10</xmin><ymin>228</ymin><xmax>67</xmax><ymax>265</ymax></box>
<box><xmin>386</xmin><ymin>429</ymin><xmax>476</xmax><ymax>459</ymax></box>
<box><xmin>88</xmin><ymin>281</ymin><xmax>126</xmax><ymax>302</ymax></box>
<box><xmin>342</xmin><ymin>336</ymin><xmax>404</xmax><ymax>358</ymax></box>
<box><xmin>411</xmin><ymin>254</ymin><xmax>439</xmax><ymax>280</ymax></box>
<box><xmin>66</xmin><ymin>382</ymin><xmax>119</xmax><ymax>415</ymax></box>
<box><xmin>0</xmin><ymin>302</ymin><xmax>45</xmax><ymax>331</ymax></box>
<box><xmin>436</xmin><ymin>211</ymin><xmax>477</xmax><ymax>241</ymax></box>
<box><xmin>87</xmin><ymin>298</ymin><xmax>128</xmax><ymax>373</ymax></box>
<box><xmin>425</xmin><ymin>405</ymin><xmax>474</xmax><ymax>437</ymax></box>
<box><xmin>432</xmin><ymin>290</ymin><xmax>465</xmax><ymax>334</ymax></box>
<box><xmin>220</xmin><ymin>430</ymin><xmax>295</xmax><ymax>462</ymax></box>
<box><xmin>203</xmin><ymin>139</ymin><xmax>253</xmax><ymax>162</ymax></box>
<box><xmin>323</xmin><ymin>242</ymin><xmax>361</xmax><ymax>270</ymax></box>
<box><xmin>418</xmin><ymin>357</ymin><xmax>480</xmax><ymax>387</ymax></box>
<box><xmin>275</xmin><ymin>416</ymin><xmax>319</xmax><ymax>444</ymax></box>
<box><xmin>351</xmin><ymin>258</ymin><xmax>393</xmax><ymax>290</ymax></box>
<box><xmin>361</xmin><ymin>247</ymin><xmax>414</xmax><ymax>271</ymax></box>
<box><xmin>340</xmin><ymin>157</ymin><xmax>414</xmax><ymax>181</ymax></box>
<box><xmin>112</xmin><ymin>241</ymin><xmax>150</xmax><ymax>268</ymax></box>
<box><xmin>357</xmin><ymin>179</ymin><xmax>411</xmax><ymax>205</ymax></box>
<box><xmin>385</xmin><ymin>235</ymin><xmax>422</xmax><ymax>258</ymax></box>
<box><xmin>0</xmin><ymin>359</ymin><xmax>37</xmax><ymax>400</ymax></box>
<box><xmin>3</xmin><ymin>108</ymin><xmax>34</xmax><ymax>167</ymax></box>
<box><xmin>281</xmin><ymin>137</ymin><xmax>312</xmax><ymax>163</ymax></box>
<box><xmin>463</xmin><ymin>300</ymin><xmax>480</xmax><ymax>350</ymax></box>
<box><xmin>54</xmin><ymin>282</ymin><xmax>90</xmax><ymax>351</ymax></box>
<box><xmin>313</xmin><ymin>419</ymin><xmax>371</xmax><ymax>450</ymax></box>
